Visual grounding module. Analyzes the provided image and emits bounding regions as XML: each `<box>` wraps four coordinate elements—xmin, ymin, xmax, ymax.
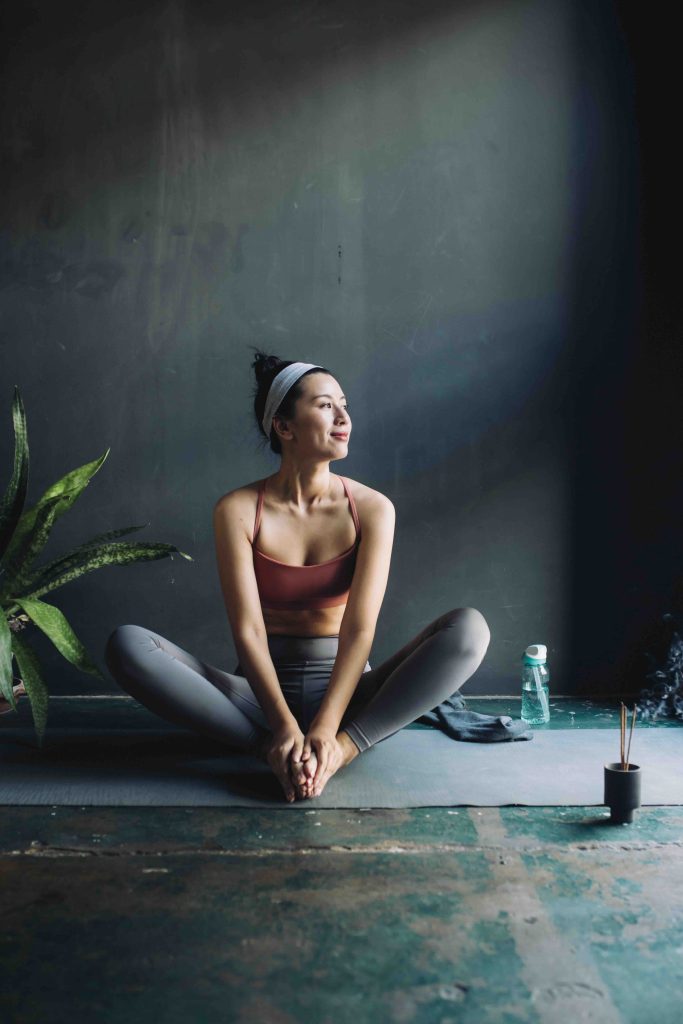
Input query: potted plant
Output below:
<box><xmin>0</xmin><ymin>385</ymin><xmax>193</xmax><ymax>744</ymax></box>
<box><xmin>636</xmin><ymin>612</ymin><xmax>683</xmax><ymax>722</ymax></box>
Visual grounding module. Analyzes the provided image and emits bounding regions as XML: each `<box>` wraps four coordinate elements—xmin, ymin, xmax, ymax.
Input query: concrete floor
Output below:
<box><xmin>1</xmin><ymin>697</ymin><xmax>682</xmax><ymax>1024</ymax></box>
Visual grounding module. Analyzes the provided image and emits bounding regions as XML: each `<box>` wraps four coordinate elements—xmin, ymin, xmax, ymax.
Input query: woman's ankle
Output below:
<box><xmin>337</xmin><ymin>729</ymin><xmax>360</xmax><ymax>764</ymax></box>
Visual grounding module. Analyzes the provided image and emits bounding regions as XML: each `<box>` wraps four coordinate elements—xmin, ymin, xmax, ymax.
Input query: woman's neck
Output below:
<box><xmin>268</xmin><ymin>463</ymin><xmax>334</xmax><ymax>508</ymax></box>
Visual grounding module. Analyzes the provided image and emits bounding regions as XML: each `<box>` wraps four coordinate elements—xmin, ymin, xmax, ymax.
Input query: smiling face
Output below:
<box><xmin>274</xmin><ymin>372</ymin><xmax>351</xmax><ymax>452</ymax></box>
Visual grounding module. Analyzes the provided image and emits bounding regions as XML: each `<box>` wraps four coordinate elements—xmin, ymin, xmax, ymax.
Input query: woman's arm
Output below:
<box><xmin>312</xmin><ymin>491</ymin><xmax>395</xmax><ymax>731</ymax></box>
<box><xmin>212</xmin><ymin>492</ymin><xmax>296</xmax><ymax>732</ymax></box>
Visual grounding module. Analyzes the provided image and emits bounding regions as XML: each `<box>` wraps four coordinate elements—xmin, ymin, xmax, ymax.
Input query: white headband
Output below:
<box><xmin>261</xmin><ymin>362</ymin><xmax>324</xmax><ymax>439</ymax></box>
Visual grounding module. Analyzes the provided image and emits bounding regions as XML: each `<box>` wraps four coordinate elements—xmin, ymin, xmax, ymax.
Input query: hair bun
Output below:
<box><xmin>251</xmin><ymin>349</ymin><xmax>284</xmax><ymax>386</ymax></box>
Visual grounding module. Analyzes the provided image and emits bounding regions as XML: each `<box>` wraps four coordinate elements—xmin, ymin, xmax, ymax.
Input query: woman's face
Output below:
<box><xmin>284</xmin><ymin>373</ymin><xmax>351</xmax><ymax>452</ymax></box>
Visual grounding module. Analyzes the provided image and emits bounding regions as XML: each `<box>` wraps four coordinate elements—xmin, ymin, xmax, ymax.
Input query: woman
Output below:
<box><xmin>105</xmin><ymin>353</ymin><xmax>491</xmax><ymax>803</ymax></box>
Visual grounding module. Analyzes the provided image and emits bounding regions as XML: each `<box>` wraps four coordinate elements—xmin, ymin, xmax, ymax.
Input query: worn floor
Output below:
<box><xmin>1</xmin><ymin>697</ymin><xmax>682</xmax><ymax>1024</ymax></box>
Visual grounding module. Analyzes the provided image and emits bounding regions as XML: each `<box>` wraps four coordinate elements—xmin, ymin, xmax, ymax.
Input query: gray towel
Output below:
<box><xmin>416</xmin><ymin>692</ymin><xmax>534</xmax><ymax>742</ymax></box>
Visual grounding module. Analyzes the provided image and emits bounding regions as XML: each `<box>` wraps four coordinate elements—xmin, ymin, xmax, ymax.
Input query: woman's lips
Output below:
<box><xmin>331</xmin><ymin>433</ymin><xmax>348</xmax><ymax>440</ymax></box>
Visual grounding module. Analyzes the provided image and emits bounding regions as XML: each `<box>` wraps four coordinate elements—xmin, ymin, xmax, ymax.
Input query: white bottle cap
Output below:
<box><xmin>525</xmin><ymin>644</ymin><xmax>547</xmax><ymax>661</ymax></box>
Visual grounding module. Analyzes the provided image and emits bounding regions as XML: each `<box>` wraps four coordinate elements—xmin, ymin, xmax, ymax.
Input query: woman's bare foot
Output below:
<box><xmin>250</xmin><ymin>736</ymin><xmax>319</xmax><ymax>801</ymax></box>
<box><xmin>0</xmin><ymin>681</ymin><xmax>26</xmax><ymax>715</ymax></box>
<box><xmin>290</xmin><ymin>751</ymin><xmax>319</xmax><ymax>799</ymax></box>
<box><xmin>309</xmin><ymin>731</ymin><xmax>359</xmax><ymax>798</ymax></box>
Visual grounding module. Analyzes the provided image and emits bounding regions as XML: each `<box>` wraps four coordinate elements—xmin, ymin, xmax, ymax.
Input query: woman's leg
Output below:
<box><xmin>339</xmin><ymin>607</ymin><xmax>491</xmax><ymax>753</ymax></box>
<box><xmin>104</xmin><ymin>624</ymin><xmax>271</xmax><ymax>753</ymax></box>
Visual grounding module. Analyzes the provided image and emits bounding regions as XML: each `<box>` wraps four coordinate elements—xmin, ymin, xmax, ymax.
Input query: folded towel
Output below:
<box><xmin>416</xmin><ymin>692</ymin><xmax>534</xmax><ymax>742</ymax></box>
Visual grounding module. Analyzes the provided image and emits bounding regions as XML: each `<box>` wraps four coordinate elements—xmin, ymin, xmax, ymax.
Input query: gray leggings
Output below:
<box><xmin>104</xmin><ymin>607</ymin><xmax>491</xmax><ymax>755</ymax></box>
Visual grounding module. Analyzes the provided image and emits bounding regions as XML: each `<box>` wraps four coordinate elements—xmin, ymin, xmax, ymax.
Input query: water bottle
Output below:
<box><xmin>521</xmin><ymin>643</ymin><xmax>550</xmax><ymax>724</ymax></box>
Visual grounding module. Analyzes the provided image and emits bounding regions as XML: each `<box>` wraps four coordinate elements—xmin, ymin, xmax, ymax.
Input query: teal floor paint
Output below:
<box><xmin>1</xmin><ymin>697</ymin><xmax>682</xmax><ymax>1023</ymax></box>
<box><xmin>499</xmin><ymin>805</ymin><xmax>683</xmax><ymax>845</ymax></box>
<box><xmin>520</xmin><ymin>844</ymin><xmax>683</xmax><ymax>1023</ymax></box>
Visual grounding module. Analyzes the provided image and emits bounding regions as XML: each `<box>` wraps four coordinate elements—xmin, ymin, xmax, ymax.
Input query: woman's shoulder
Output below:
<box><xmin>339</xmin><ymin>475</ymin><xmax>387</xmax><ymax>503</ymax></box>
<box><xmin>212</xmin><ymin>480</ymin><xmax>263</xmax><ymax>530</ymax></box>
<box><xmin>339</xmin><ymin>477</ymin><xmax>395</xmax><ymax>527</ymax></box>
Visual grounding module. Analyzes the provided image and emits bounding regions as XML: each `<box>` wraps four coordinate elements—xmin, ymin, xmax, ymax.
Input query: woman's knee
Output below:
<box><xmin>436</xmin><ymin>607</ymin><xmax>491</xmax><ymax>657</ymax></box>
<box><xmin>104</xmin><ymin>624</ymin><xmax>147</xmax><ymax>667</ymax></box>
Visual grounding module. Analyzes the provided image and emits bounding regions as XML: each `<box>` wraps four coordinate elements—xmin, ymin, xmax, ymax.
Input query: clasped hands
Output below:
<box><xmin>264</xmin><ymin>719</ymin><xmax>358</xmax><ymax>802</ymax></box>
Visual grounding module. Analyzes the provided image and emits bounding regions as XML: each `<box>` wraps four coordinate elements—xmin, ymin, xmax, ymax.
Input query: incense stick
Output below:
<box><xmin>620</xmin><ymin>703</ymin><xmax>625</xmax><ymax>769</ymax></box>
<box><xmin>625</xmin><ymin>703</ymin><xmax>637</xmax><ymax>770</ymax></box>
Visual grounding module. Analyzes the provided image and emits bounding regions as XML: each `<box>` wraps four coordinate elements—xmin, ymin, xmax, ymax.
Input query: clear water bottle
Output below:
<box><xmin>521</xmin><ymin>643</ymin><xmax>550</xmax><ymax>724</ymax></box>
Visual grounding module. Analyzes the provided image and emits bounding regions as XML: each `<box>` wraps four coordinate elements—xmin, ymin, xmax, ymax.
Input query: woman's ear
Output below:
<box><xmin>274</xmin><ymin>415</ymin><xmax>291</xmax><ymax>440</ymax></box>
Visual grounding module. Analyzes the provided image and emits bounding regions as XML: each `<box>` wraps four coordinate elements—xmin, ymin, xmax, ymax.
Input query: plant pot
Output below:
<box><xmin>604</xmin><ymin>762</ymin><xmax>641</xmax><ymax>824</ymax></box>
<box><xmin>0</xmin><ymin>680</ymin><xmax>27</xmax><ymax>715</ymax></box>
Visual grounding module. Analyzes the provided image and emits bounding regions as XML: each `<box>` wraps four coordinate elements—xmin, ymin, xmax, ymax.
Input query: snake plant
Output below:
<box><xmin>0</xmin><ymin>385</ymin><xmax>193</xmax><ymax>745</ymax></box>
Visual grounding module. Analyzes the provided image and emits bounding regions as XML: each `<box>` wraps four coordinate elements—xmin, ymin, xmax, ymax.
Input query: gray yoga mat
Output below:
<box><xmin>0</xmin><ymin>727</ymin><xmax>680</xmax><ymax>807</ymax></box>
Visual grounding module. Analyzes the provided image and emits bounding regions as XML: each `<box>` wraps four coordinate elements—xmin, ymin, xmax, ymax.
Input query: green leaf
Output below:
<box><xmin>0</xmin><ymin>386</ymin><xmax>29</xmax><ymax>562</ymax></box>
<box><xmin>15</xmin><ymin>597</ymin><xmax>105</xmax><ymax>680</ymax></box>
<box><xmin>11</xmin><ymin>632</ymin><xmax>49</xmax><ymax>745</ymax></box>
<box><xmin>0</xmin><ymin>448</ymin><xmax>110</xmax><ymax>584</ymax></box>
<box><xmin>0</xmin><ymin>611</ymin><xmax>15</xmax><ymax>706</ymax></box>
<box><xmin>0</xmin><ymin>493</ymin><xmax>74</xmax><ymax>601</ymax></box>
<box><xmin>37</xmin><ymin>448</ymin><xmax>109</xmax><ymax>505</ymax></box>
<box><xmin>16</xmin><ymin>541</ymin><xmax>193</xmax><ymax>601</ymax></box>
<box><xmin>19</xmin><ymin>522</ymin><xmax>151</xmax><ymax>591</ymax></box>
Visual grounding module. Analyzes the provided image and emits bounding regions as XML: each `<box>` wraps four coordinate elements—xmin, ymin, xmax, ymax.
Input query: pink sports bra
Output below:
<box><xmin>252</xmin><ymin>476</ymin><xmax>361</xmax><ymax>611</ymax></box>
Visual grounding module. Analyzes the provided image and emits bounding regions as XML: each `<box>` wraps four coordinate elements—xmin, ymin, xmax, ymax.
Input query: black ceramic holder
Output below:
<box><xmin>604</xmin><ymin>763</ymin><xmax>641</xmax><ymax>823</ymax></box>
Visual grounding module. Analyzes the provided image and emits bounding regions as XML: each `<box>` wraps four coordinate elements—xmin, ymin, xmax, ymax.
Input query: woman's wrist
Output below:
<box><xmin>269</xmin><ymin>708</ymin><xmax>298</xmax><ymax>733</ymax></box>
<box><xmin>310</xmin><ymin>710</ymin><xmax>341</xmax><ymax>733</ymax></box>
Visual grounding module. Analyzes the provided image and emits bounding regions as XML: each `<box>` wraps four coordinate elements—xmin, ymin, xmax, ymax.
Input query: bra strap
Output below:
<box><xmin>253</xmin><ymin>478</ymin><xmax>266</xmax><ymax>543</ymax></box>
<box><xmin>339</xmin><ymin>476</ymin><xmax>361</xmax><ymax>538</ymax></box>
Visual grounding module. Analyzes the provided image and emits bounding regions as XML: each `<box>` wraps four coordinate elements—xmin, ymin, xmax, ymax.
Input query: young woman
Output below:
<box><xmin>105</xmin><ymin>354</ymin><xmax>491</xmax><ymax>803</ymax></box>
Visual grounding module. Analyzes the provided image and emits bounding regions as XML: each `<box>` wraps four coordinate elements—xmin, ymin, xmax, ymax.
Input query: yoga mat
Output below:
<box><xmin>0</xmin><ymin>727</ymin><xmax>681</xmax><ymax>807</ymax></box>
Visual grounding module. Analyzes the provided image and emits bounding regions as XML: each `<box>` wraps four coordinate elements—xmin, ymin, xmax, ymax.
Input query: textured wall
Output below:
<box><xmin>1</xmin><ymin>0</ymin><xmax>653</xmax><ymax>697</ymax></box>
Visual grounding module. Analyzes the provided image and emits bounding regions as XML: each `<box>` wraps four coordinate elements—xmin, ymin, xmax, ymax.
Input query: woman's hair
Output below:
<box><xmin>250</xmin><ymin>348</ymin><xmax>331</xmax><ymax>455</ymax></box>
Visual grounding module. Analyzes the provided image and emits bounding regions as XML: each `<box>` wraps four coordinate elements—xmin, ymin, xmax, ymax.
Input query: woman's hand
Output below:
<box><xmin>300</xmin><ymin>723</ymin><xmax>345</xmax><ymax>795</ymax></box>
<box><xmin>264</xmin><ymin>722</ymin><xmax>308</xmax><ymax>803</ymax></box>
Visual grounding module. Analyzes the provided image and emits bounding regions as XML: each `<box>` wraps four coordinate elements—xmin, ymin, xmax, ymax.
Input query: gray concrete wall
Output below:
<box><xmin>1</xmin><ymin>0</ymin><xmax>659</xmax><ymax>697</ymax></box>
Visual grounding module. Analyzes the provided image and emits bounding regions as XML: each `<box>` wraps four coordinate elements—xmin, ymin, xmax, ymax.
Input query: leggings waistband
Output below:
<box><xmin>266</xmin><ymin>633</ymin><xmax>340</xmax><ymax>663</ymax></box>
